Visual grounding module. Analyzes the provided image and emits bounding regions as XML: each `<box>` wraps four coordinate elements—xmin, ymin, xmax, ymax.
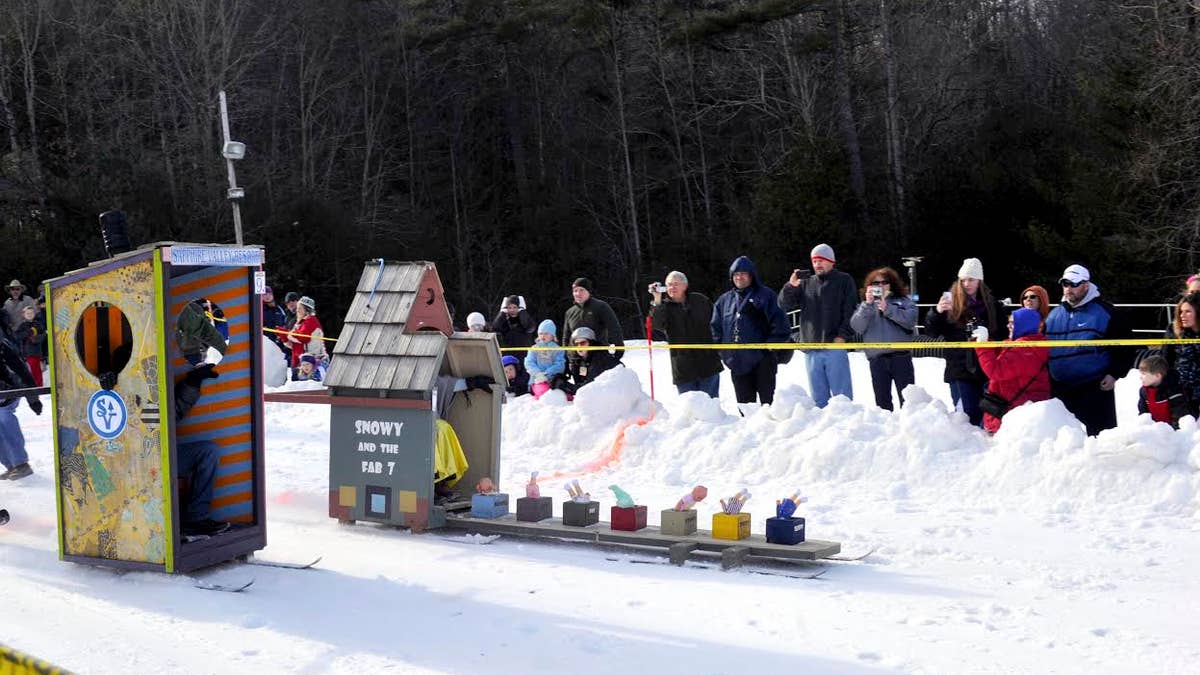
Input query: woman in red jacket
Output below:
<box><xmin>286</xmin><ymin>296</ymin><xmax>326</xmax><ymax>368</ymax></box>
<box><xmin>975</xmin><ymin>307</ymin><xmax>1051</xmax><ymax>433</ymax></box>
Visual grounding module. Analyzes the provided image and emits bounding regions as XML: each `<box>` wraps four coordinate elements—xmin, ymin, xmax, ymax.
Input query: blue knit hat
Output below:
<box><xmin>501</xmin><ymin>355</ymin><xmax>519</xmax><ymax>367</ymax></box>
<box><xmin>1011</xmin><ymin>308</ymin><xmax>1040</xmax><ymax>339</ymax></box>
<box><xmin>537</xmin><ymin>319</ymin><xmax>556</xmax><ymax>335</ymax></box>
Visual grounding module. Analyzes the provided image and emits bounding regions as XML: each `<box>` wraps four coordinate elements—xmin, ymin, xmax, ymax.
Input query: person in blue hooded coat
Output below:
<box><xmin>711</xmin><ymin>256</ymin><xmax>791</xmax><ymax>404</ymax></box>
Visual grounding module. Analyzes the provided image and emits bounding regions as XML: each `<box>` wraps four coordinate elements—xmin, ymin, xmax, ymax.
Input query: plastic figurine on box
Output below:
<box><xmin>608</xmin><ymin>485</ymin><xmax>635</xmax><ymax>508</ymax></box>
<box><xmin>674</xmin><ymin>486</ymin><xmax>708</xmax><ymax>511</ymax></box>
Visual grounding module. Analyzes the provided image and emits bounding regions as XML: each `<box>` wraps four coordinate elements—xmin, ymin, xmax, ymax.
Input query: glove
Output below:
<box><xmin>971</xmin><ymin>326</ymin><xmax>989</xmax><ymax>342</ymax></box>
<box><xmin>28</xmin><ymin>398</ymin><xmax>42</xmax><ymax>415</ymax></box>
<box><xmin>465</xmin><ymin>375</ymin><xmax>496</xmax><ymax>392</ymax></box>
<box><xmin>99</xmin><ymin>371</ymin><xmax>118</xmax><ymax>390</ymax></box>
<box><xmin>184</xmin><ymin>363</ymin><xmax>220</xmax><ymax>386</ymax></box>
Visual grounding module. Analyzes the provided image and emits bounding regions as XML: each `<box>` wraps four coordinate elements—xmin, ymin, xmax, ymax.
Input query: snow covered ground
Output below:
<box><xmin>2</xmin><ymin>344</ymin><xmax>1199</xmax><ymax>674</ymax></box>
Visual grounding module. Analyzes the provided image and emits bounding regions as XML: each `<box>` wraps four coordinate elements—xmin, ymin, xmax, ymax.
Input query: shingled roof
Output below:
<box><xmin>325</xmin><ymin>261</ymin><xmax>454</xmax><ymax>395</ymax></box>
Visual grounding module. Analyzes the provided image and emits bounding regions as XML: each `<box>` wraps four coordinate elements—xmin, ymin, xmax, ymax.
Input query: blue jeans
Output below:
<box><xmin>677</xmin><ymin>373</ymin><xmax>720</xmax><ymax>398</ymax></box>
<box><xmin>177</xmin><ymin>440</ymin><xmax>220</xmax><ymax>522</ymax></box>
<box><xmin>805</xmin><ymin>350</ymin><xmax>853</xmax><ymax>408</ymax></box>
<box><xmin>0</xmin><ymin>399</ymin><xmax>28</xmax><ymax>469</ymax></box>
<box><xmin>949</xmin><ymin>379</ymin><xmax>985</xmax><ymax>427</ymax></box>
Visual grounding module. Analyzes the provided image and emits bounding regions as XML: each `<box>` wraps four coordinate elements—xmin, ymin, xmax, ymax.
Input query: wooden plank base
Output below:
<box><xmin>443</xmin><ymin>512</ymin><xmax>840</xmax><ymax>562</ymax></box>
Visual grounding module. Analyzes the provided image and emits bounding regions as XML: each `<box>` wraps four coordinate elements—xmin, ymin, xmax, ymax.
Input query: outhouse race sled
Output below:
<box><xmin>269</xmin><ymin>260</ymin><xmax>845</xmax><ymax>574</ymax></box>
<box><xmin>46</xmin><ymin>235</ymin><xmax>269</xmax><ymax>574</ymax></box>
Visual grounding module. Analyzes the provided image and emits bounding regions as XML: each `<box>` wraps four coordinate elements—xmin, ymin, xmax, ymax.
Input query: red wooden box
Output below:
<box><xmin>610</xmin><ymin>505</ymin><xmax>647</xmax><ymax>531</ymax></box>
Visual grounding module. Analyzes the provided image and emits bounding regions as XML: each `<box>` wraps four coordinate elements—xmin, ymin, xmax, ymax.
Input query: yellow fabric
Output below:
<box><xmin>434</xmin><ymin>419</ymin><xmax>469</xmax><ymax>487</ymax></box>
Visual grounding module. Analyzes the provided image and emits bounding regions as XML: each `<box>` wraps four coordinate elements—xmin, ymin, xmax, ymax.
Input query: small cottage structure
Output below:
<box><xmin>317</xmin><ymin>261</ymin><xmax>504</xmax><ymax>530</ymax></box>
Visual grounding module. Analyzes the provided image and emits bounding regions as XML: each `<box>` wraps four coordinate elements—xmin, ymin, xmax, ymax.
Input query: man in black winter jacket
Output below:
<box><xmin>648</xmin><ymin>271</ymin><xmax>723</xmax><ymax>397</ymax></box>
<box><xmin>0</xmin><ymin>336</ymin><xmax>42</xmax><ymax>480</ymax></box>
<box><xmin>493</xmin><ymin>295</ymin><xmax>537</xmax><ymax>359</ymax></box>
<box><xmin>262</xmin><ymin>286</ymin><xmax>290</xmax><ymax>367</ymax></box>
<box><xmin>778</xmin><ymin>243</ymin><xmax>857</xmax><ymax>408</ymax></box>
<box><xmin>562</xmin><ymin>277</ymin><xmax>624</xmax><ymax>364</ymax></box>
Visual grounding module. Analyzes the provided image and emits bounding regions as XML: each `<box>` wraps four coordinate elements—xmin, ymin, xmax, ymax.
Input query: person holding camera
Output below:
<box><xmin>648</xmin><ymin>271</ymin><xmax>723</xmax><ymax>398</ymax></box>
<box><xmin>975</xmin><ymin>307</ymin><xmax>1050</xmax><ymax>433</ymax></box>
<box><xmin>924</xmin><ymin>257</ymin><xmax>1005</xmax><ymax>428</ymax></box>
<box><xmin>778</xmin><ymin>244</ymin><xmax>857</xmax><ymax>408</ymax></box>
<box><xmin>850</xmin><ymin>266</ymin><xmax>917</xmax><ymax>411</ymax></box>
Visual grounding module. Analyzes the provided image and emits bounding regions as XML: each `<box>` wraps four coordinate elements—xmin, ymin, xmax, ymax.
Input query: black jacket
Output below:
<box><xmin>563</xmin><ymin>297</ymin><xmax>624</xmax><ymax>361</ymax></box>
<box><xmin>649</xmin><ymin>292</ymin><xmax>723</xmax><ymax>385</ymax></box>
<box><xmin>1138</xmin><ymin>369</ymin><xmax>1189</xmax><ymax>427</ymax></box>
<box><xmin>1160</xmin><ymin>326</ymin><xmax>1200</xmax><ymax>406</ymax></box>
<box><xmin>778</xmin><ymin>268</ymin><xmax>858</xmax><ymax>343</ymax></box>
<box><xmin>506</xmin><ymin>367</ymin><xmax>531</xmax><ymax>397</ymax></box>
<box><xmin>0</xmin><ymin>338</ymin><xmax>38</xmax><ymax>410</ymax></box>
<box><xmin>567</xmin><ymin>348</ymin><xmax>621</xmax><ymax>389</ymax></box>
<box><xmin>493</xmin><ymin>309</ymin><xmax>537</xmax><ymax>353</ymax></box>
<box><xmin>14</xmin><ymin>318</ymin><xmax>46</xmax><ymax>360</ymax></box>
<box><xmin>924</xmin><ymin>294</ymin><xmax>1006</xmax><ymax>383</ymax></box>
<box><xmin>263</xmin><ymin>301</ymin><xmax>289</xmax><ymax>348</ymax></box>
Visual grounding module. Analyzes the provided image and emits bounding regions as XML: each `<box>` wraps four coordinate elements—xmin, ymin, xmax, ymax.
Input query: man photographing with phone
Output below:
<box><xmin>649</xmin><ymin>271</ymin><xmax>723</xmax><ymax>398</ymax></box>
<box><xmin>778</xmin><ymin>243</ymin><xmax>857</xmax><ymax>408</ymax></box>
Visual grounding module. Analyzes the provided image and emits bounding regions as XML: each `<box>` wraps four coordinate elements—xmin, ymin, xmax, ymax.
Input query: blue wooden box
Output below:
<box><xmin>471</xmin><ymin>493</ymin><xmax>510</xmax><ymax>519</ymax></box>
<box><xmin>765</xmin><ymin>516</ymin><xmax>806</xmax><ymax>545</ymax></box>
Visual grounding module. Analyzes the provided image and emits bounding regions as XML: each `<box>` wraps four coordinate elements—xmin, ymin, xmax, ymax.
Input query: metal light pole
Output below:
<box><xmin>218</xmin><ymin>90</ymin><xmax>246</xmax><ymax>245</ymax></box>
<box><xmin>902</xmin><ymin>256</ymin><xmax>923</xmax><ymax>336</ymax></box>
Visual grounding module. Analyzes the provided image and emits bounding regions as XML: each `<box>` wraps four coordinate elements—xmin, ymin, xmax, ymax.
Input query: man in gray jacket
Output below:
<box><xmin>850</xmin><ymin>266</ymin><xmax>917</xmax><ymax>410</ymax></box>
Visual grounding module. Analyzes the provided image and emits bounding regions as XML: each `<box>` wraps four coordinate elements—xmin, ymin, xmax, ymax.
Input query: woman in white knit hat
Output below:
<box><xmin>923</xmin><ymin>257</ymin><xmax>1005</xmax><ymax>427</ymax></box>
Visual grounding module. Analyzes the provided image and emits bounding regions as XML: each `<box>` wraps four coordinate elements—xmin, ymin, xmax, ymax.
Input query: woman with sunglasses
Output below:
<box><xmin>1018</xmin><ymin>285</ymin><xmax>1050</xmax><ymax>331</ymax></box>
<box><xmin>925</xmin><ymin>257</ymin><xmax>1005</xmax><ymax>427</ymax></box>
<box><xmin>850</xmin><ymin>266</ymin><xmax>917</xmax><ymax>411</ymax></box>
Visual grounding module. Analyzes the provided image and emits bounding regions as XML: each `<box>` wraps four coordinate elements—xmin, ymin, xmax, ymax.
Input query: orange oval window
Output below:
<box><xmin>74</xmin><ymin>302</ymin><xmax>134</xmax><ymax>378</ymax></box>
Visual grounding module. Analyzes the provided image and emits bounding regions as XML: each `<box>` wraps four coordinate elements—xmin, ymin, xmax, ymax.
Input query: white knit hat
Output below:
<box><xmin>957</xmin><ymin>258</ymin><xmax>984</xmax><ymax>280</ymax></box>
<box><xmin>466</xmin><ymin>312</ymin><xmax>486</xmax><ymax>329</ymax></box>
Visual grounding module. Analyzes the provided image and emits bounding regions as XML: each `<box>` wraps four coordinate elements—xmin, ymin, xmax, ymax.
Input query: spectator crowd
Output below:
<box><xmin>457</xmin><ymin>247</ymin><xmax>1200</xmax><ymax>438</ymax></box>
<box><xmin>3</xmin><ymin>246</ymin><xmax>1196</xmax><ymax>489</ymax></box>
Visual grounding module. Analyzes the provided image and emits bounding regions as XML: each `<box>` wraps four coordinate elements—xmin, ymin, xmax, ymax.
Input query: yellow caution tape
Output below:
<box><xmin>263</xmin><ymin>326</ymin><xmax>340</xmax><ymax>344</ymax></box>
<box><xmin>506</xmin><ymin>338</ymin><xmax>1200</xmax><ymax>352</ymax></box>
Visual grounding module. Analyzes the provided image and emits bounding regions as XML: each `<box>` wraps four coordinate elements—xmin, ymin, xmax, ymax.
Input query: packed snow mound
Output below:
<box><xmin>502</xmin><ymin>371</ymin><xmax>1200</xmax><ymax>518</ymax></box>
<box><xmin>972</xmin><ymin>400</ymin><xmax>1200</xmax><ymax>515</ymax></box>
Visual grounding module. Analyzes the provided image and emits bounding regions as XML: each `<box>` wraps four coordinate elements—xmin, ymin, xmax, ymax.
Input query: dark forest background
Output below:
<box><xmin>2</xmin><ymin>0</ymin><xmax>1199</xmax><ymax>338</ymax></box>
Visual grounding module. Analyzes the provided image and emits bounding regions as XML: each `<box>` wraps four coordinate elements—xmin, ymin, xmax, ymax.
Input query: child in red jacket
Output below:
<box><xmin>1137</xmin><ymin>355</ymin><xmax>1188</xmax><ymax>428</ymax></box>
<box><xmin>975</xmin><ymin>308</ymin><xmax>1051</xmax><ymax>433</ymax></box>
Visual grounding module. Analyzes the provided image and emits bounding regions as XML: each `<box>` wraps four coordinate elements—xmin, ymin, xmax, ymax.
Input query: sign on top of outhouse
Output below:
<box><xmin>326</xmin><ymin>261</ymin><xmax>461</xmax><ymax>396</ymax></box>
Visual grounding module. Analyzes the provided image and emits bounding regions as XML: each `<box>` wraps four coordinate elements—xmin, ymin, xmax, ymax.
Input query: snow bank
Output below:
<box><xmin>501</xmin><ymin>364</ymin><xmax>1200</xmax><ymax>519</ymax></box>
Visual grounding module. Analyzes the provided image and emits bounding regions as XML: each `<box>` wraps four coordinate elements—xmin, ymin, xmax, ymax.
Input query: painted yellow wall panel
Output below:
<box><xmin>51</xmin><ymin>258</ymin><xmax>166</xmax><ymax>565</ymax></box>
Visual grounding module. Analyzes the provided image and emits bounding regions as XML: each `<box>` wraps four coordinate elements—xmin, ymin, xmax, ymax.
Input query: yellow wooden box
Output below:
<box><xmin>712</xmin><ymin>512</ymin><xmax>750</xmax><ymax>540</ymax></box>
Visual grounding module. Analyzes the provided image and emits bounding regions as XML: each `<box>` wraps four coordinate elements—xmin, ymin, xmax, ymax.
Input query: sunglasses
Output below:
<box><xmin>1021</xmin><ymin>294</ymin><xmax>1039</xmax><ymax>301</ymax></box>
<box><xmin>1060</xmin><ymin>279</ymin><xmax>1086</xmax><ymax>288</ymax></box>
<box><xmin>870</xmin><ymin>280</ymin><xmax>890</xmax><ymax>285</ymax></box>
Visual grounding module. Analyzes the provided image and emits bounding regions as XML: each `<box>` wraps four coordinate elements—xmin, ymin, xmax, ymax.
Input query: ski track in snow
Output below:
<box><xmin>1</xmin><ymin>346</ymin><xmax>1198</xmax><ymax>674</ymax></box>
